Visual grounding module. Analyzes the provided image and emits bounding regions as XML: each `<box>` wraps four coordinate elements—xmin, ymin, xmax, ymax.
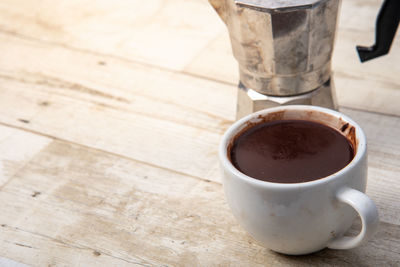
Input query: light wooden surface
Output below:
<box><xmin>0</xmin><ymin>0</ymin><xmax>399</xmax><ymax>266</ymax></box>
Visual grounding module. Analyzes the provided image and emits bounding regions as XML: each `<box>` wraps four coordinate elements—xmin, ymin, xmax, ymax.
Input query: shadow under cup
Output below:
<box><xmin>219</xmin><ymin>106</ymin><xmax>375</xmax><ymax>255</ymax></box>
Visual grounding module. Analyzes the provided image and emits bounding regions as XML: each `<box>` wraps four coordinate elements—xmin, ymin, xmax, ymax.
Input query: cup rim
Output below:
<box><xmin>219</xmin><ymin>105</ymin><xmax>367</xmax><ymax>190</ymax></box>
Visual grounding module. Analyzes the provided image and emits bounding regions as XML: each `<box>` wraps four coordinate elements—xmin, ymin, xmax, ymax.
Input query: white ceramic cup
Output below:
<box><xmin>219</xmin><ymin>105</ymin><xmax>379</xmax><ymax>255</ymax></box>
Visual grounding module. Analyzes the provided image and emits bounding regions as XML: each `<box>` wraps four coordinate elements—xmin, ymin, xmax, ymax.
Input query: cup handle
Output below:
<box><xmin>327</xmin><ymin>187</ymin><xmax>379</xmax><ymax>250</ymax></box>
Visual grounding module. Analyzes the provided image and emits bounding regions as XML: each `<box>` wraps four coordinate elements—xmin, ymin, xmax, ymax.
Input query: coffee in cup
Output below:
<box><xmin>229</xmin><ymin>119</ymin><xmax>354</xmax><ymax>183</ymax></box>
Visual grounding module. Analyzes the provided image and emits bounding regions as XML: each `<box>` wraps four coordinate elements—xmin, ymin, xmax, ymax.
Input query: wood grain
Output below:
<box><xmin>0</xmin><ymin>125</ymin><xmax>51</xmax><ymax>187</ymax></box>
<box><xmin>0</xmin><ymin>31</ymin><xmax>236</xmax><ymax>122</ymax></box>
<box><xmin>0</xmin><ymin>256</ymin><xmax>30</xmax><ymax>267</ymax></box>
<box><xmin>0</xmin><ymin>138</ymin><xmax>399</xmax><ymax>266</ymax></box>
<box><xmin>0</xmin><ymin>225</ymin><xmax>142</xmax><ymax>267</ymax></box>
<box><xmin>0</xmin><ymin>31</ymin><xmax>235</xmax><ymax>181</ymax></box>
<box><xmin>0</xmin><ymin>0</ymin><xmax>223</xmax><ymax>71</ymax></box>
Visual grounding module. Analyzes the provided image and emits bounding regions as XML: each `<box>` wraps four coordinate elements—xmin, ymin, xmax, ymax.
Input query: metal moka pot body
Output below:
<box><xmin>209</xmin><ymin>0</ymin><xmax>340</xmax><ymax>119</ymax></box>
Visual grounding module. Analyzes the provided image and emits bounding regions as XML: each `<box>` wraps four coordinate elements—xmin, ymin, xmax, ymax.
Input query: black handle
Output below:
<box><xmin>356</xmin><ymin>0</ymin><xmax>400</xmax><ymax>63</ymax></box>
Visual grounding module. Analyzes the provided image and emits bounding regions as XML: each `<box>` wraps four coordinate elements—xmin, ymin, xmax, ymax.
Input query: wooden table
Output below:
<box><xmin>0</xmin><ymin>0</ymin><xmax>399</xmax><ymax>266</ymax></box>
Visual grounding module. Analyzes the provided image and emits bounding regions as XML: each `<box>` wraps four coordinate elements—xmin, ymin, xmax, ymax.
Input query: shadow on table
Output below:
<box><xmin>267</xmin><ymin>221</ymin><xmax>400</xmax><ymax>266</ymax></box>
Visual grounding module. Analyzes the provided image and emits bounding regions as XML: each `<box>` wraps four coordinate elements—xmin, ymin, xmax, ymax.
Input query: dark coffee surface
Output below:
<box><xmin>230</xmin><ymin>120</ymin><xmax>354</xmax><ymax>183</ymax></box>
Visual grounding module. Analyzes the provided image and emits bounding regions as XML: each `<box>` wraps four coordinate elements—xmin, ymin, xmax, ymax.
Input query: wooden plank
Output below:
<box><xmin>0</xmin><ymin>75</ymin><xmax>224</xmax><ymax>181</ymax></box>
<box><xmin>0</xmin><ymin>226</ymin><xmax>143</xmax><ymax>267</ymax></box>
<box><xmin>0</xmin><ymin>31</ymin><xmax>236</xmax><ymax>181</ymax></box>
<box><xmin>183</xmin><ymin>31</ymin><xmax>238</xmax><ymax>84</ymax></box>
<box><xmin>0</xmin><ymin>125</ymin><xmax>51</xmax><ymax>187</ymax></box>
<box><xmin>0</xmin><ymin>32</ymin><xmax>236</xmax><ymax>122</ymax></box>
<box><xmin>333</xmin><ymin>27</ymin><xmax>400</xmax><ymax>115</ymax></box>
<box><xmin>0</xmin><ymin>139</ymin><xmax>399</xmax><ymax>266</ymax></box>
<box><xmin>0</xmin><ymin>256</ymin><xmax>31</xmax><ymax>267</ymax></box>
<box><xmin>0</xmin><ymin>0</ymin><xmax>223</xmax><ymax>71</ymax></box>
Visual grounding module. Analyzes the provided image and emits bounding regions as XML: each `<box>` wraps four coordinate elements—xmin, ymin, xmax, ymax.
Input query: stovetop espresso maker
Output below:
<box><xmin>209</xmin><ymin>0</ymin><xmax>399</xmax><ymax>119</ymax></box>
